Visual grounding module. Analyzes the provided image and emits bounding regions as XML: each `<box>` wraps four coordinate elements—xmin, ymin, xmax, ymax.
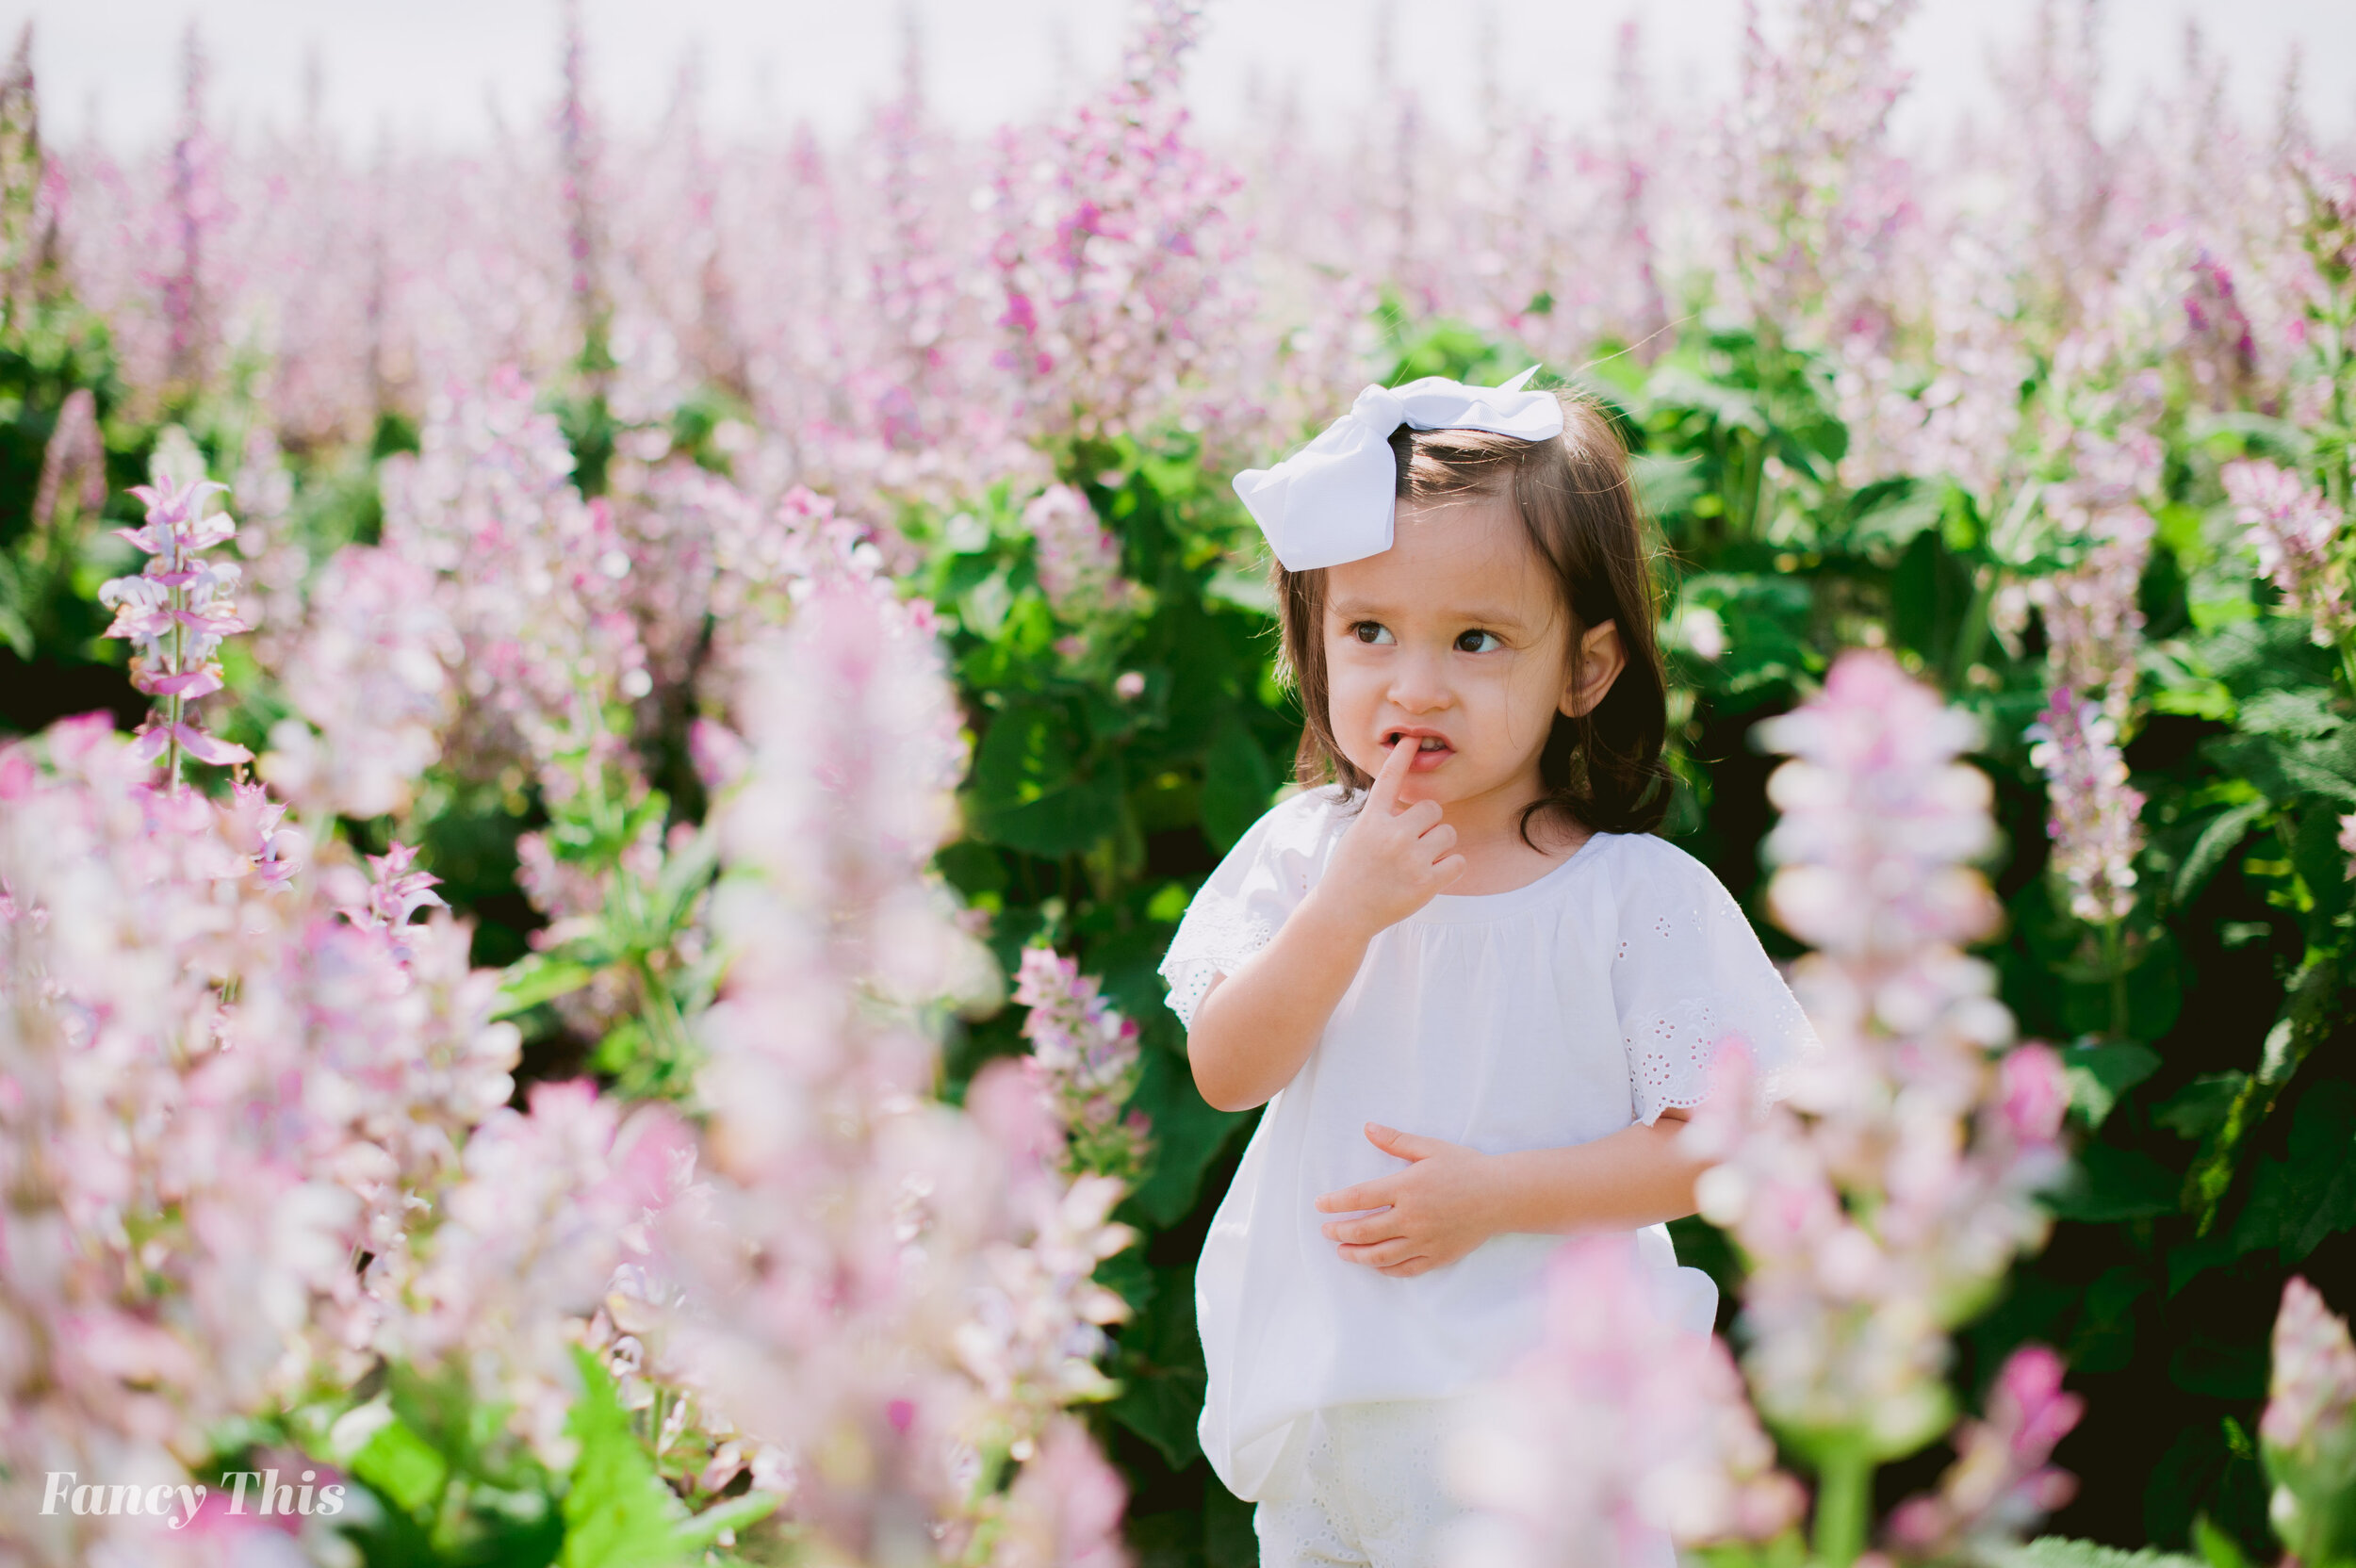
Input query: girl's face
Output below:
<box><xmin>1322</xmin><ymin>490</ymin><xmax>1612</xmax><ymax>815</ymax></box>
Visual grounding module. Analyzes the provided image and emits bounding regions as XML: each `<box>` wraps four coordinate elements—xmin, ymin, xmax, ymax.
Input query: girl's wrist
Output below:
<box><xmin>1294</xmin><ymin>881</ymin><xmax>1383</xmax><ymax>956</ymax></box>
<box><xmin>1477</xmin><ymin>1148</ymin><xmax>1534</xmax><ymax>1236</ymax></box>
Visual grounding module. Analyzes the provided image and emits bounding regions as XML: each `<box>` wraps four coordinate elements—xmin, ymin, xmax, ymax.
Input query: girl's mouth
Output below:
<box><xmin>1382</xmin><ymin>729</ymin><xmax>1454</xmax><ymax>772</ymax></box>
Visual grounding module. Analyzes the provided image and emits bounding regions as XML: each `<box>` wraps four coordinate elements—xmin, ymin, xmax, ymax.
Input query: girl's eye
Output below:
<box><xmin>1455</xmin><ymin>629</ymin><xmax>1503</xmax><ymax>653</ymax></box>
<box><xmin>1350</xmin><ymin>622</ymin><xmax>1395</xmax><ymax>645</ymax></box>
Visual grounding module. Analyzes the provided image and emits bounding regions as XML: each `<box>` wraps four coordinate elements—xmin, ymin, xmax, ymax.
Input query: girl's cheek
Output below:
<box><xmin>1324</xmin><ymin>670</ymin><xmax>1379</xmax><ymax>753</ymax></box>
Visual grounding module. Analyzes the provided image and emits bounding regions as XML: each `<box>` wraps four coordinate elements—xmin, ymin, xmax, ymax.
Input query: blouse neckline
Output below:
<box><xmin>1404</xmin><ymin>829</ymin><xmax>1618</xmax><ymax>923</ymax></box>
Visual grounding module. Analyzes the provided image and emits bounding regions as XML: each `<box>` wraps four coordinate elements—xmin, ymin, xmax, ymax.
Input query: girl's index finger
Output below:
<box><xmin>1315</xmin><ymin>1184</ymin><xmax>1388</xmax><ymax>1214</ymax></box>
<box><xmin>1368</xmin><ymin>731</ymin><xmax>1415</xmax><ymax>811</ymax></box>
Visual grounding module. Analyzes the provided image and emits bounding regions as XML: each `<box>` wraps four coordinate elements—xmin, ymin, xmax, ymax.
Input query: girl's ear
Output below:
<box><xmin>1560</xmin><ymin>620</ymin><xmax>1628</xmax><ymax>718</ymax></box>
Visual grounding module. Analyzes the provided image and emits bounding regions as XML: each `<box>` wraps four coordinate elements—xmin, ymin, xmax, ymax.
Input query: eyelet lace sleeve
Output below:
<box><xmin>1610</xmin><ymin>841</ymin><xmax>1819</xmax><ymax>1126</ymax></box>
<box><xmin>1157</xmin><ymin>790</ymin><xmax>1336</xmax><ymax>1032</ymax></box>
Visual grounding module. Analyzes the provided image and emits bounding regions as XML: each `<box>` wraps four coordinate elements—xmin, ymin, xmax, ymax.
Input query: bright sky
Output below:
<box><xmin>12</xmin><ymin>0</ymin><xmax>2355</xmax><ymax>156</ymax></box>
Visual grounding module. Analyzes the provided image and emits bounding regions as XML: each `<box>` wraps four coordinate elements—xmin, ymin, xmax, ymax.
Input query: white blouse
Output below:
<box><xmin>1159</xmin><ymin>785</ymin><xmax>1818</xmax><ymax>1504</ymax></box>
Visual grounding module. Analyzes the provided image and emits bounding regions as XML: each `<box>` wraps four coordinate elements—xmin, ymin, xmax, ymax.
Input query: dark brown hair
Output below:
<box><xmin>1271</xmin><ymin>389</ymin><xmax>1674</xmax><ymax>842</ymax></box>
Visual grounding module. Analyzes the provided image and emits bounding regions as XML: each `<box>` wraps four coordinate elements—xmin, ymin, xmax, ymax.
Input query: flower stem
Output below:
<box><xmin>1812</xmin><ymin>1439</ymin><xmax>1874</xmax><ymax>1568</ymax></box>
<box><xmin>2327</xmin><ymin>288</ymin><xmax>2352</xmax><ymax>516</ymax></box>
<box><xmin>2102</xmin><ymin>917</ymin><xmax>2130</xmax><ymax>1040</ymax></box>
<box><xmin>166</xmin><ymin>528</ymin><xmax>186</xmax><ymax>795</ymax></box>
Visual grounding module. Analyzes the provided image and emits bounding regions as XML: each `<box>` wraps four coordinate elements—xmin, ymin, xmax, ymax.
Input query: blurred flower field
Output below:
<box><xmin>5</xmin><ymin>1</ymin><xmax>2356</xmax><ymax>1565</ymax></box>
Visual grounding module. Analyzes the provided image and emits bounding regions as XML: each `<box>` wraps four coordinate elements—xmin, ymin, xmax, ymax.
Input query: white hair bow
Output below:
<box><xmin>1231</xmin><ymin>366</ymin><xmax>1562</xmax><ymax>572</ymax></box>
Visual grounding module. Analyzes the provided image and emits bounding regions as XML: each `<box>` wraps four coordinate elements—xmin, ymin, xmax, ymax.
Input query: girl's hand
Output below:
<box><xmin>1308</xmin><ymin>736</ymin><xmax>1467</xmax><ymax>940</ymax></box>
<box><xmin>1313</xmin><ymin>1123</ymin><xmax>1498</xmax><ymax>1278</ymax></box>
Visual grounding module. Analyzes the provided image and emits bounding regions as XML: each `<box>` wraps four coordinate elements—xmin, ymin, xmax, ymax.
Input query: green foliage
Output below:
<box><xmin>905</xmin><ymin>425</ymin><xmax>1283</xmax><ymax>1525</ymax></box>
<box><xmin>14</xmin><ymin>161</ymin><xmax>2356</xmax><ymax>1554</ymax></box>
<box><xmin>561</xmin><ymin>1347</ymin><xmax>693</xmax><ymax>1568</ymax></box>
<box><xmin>894</xmin><ymin>303</ymin><xmax>2356</xmax><ymax>1560</ymax></box>
<box><xmin>491</xmin><ymin>699</ymin><xmax>723</xmax><ymax>1102</ymax></box>
<box><xmin>1996</xmin><ymin>1538</ymin><xmax>2203</xmax><ymax>1568</ymax></box>
<box><xmin>319</xmin><ymin>1361</ymin><xmax>568</xmax><ymax>1567</ymax></box>
<box><xmin>0</xmin><ymin>236</ymin><xmax>145</xmax><ymax>736</ymax></box>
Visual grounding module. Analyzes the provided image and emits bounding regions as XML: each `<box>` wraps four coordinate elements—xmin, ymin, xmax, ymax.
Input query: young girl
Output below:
<box><xmin>1158</xmin><ymin>373</ymin><xmax>1818</xmax><ymax>1566</ymax></box>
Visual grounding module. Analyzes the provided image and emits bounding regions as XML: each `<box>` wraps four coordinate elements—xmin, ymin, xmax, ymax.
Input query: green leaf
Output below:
<box><xmin>494</xmin><ymin>956</ymin><xmax>599</xmax><ymax>1020</ymax></box>
<box><xmin>650</xmin><ymin>826</ymin><xmax>719</xmax><ymax>922</ymax></box>
<box><xmin>935</xmin><ymin>840</ymin><xmax>1010</xmax><ymax>901</ymax></box>
<box><xmin>2174</xmin><ymin>802</ymin><xmax>2269</xmax><ymax>906</ymax></box>
<box><xmin>1647</xmin><ymin>367</ymin><xmax>1769</xmax><ymax>434</ymax></box>
<box><xmin>967</xmin><ymin>701</ymin><xmax>1125</xmax><ymax>858</ymax></box>
<box><xmin>1106</xmin><ymin>1263</ymin><xmax>1210</xmax><ymax>1470</ymax></box>
<box><xmin>1119</xmin><ymin>1047</ymin><xmax>1246</xmax><ymax>1229</ymax></box>
<box><xmin>1631</xmin><ymin>451</ymin><xmax>1705</xmax><ymax>518</ymax></box>
<box><xmin>2167</xmin><ymin>1232</ymin><xmax>2241</xmax><ymax>1298</ymax></box>
<box><xmin>970</xmin><ymin>773</ymin><xmax>1126</xmax><ymax>859</ymax></box>
<box><xmin>2291</xmin><ymin>805</ymin><xmax>2356</xmax><ymax>927</ymax></box>
<box><xmin>2206</xmin><ymin>731</ymin><xmax>2356</xmax><ymax>808</ymax></box>
<box><xmin>2169</xmin><ymin>1338</ymin><xmax>2270</xmax><ymax>1400</ymax></box>
<box><xmin>2043</xmin><ymin>1143</ymin><xmax>2183</xmax><ymax>1222</ymax></box>
<box><xmin>1998</xmin><ymin>1538</ymin><xmax>2203</xmax><ymax>1568</ymax></box>
<box><xmin>2237</xmin><ymin>688</ymin><xmax>2344</xmax><ymax>740</ymax></box>
<box><xmin>1846</xmin><ymin>482</ymin><xmax>1945</xmax><ymax>559</ymax></box>
<box><xmin>349</xmin><ymin>1413</ymin><xmax>451</xmax><ymax>1518</ymax></box>
<box><xmin>2185</xmin><ymin>951</ymin><xmax>2351</xmax><ymax>1233</ymax></box>
<box><xmin>2189</xmin><ymin>1515</ymin><xmax>2257</xmax><ymax>1568</ymax></box>
<box><xmin>2188</xmin><ymin>409</ymin><xmax>2316</xmax><ymax>464</ymax></box>
<box><xmin>1204</xmin><ymin>561</ymin><xmax>1276</xmax><ymax>615</ymax></box>
<box><xmin>560</xmin><ymin>1346</ymin><xmax>689</xmax><ymax>1568</ymax></box>
<box><xmin>2067</xmin><ymin>1264</ymin><xmax>2151</xmax><ymax>1373</ymax></box>
<box><xmin>2230</xmin><ymin>1079</ymin><xmax>2356</xmax><ymax>1264</ymax></box>
<box><xmin>971</xmin><ymin>701</ymin><xmax>1083</xmax><ymax>808</ymax></box>
<box><xmin>672</xmin><ymin>1492</ymin><xmax>779</xmax><ymax>1553</ymax></box>
<box><xmin>961</xmin><ymin>568</ymin><xmax>1014</xmax><ymax>637</ymax></box>
<box><xmin>2157</xmin><ymin>1074</ymin><xmax>2246</xmax><ymax>1142</ymax></box>
<box><xmin>1093</xmin><ymin>1246</ymin><xmax>1157</xmax><ymax>1317</ymax></box>
<box><xmin>2062</xmin><ymin>1041</ymin><xmax>2162</xmax><ymax>1131</ymax></box>
<box><xmin>1199</xmin><ymin>721</ymin><xmax>1276</xmax><ymax>854</ymax></box>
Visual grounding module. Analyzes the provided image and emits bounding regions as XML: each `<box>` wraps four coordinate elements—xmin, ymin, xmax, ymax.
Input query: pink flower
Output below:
<box><xmin>257</xmin><ymin>545</ymin><xmax>457</xmax><ymax>821</ymax></box>
<box><xmin>375</xmin><ymin>368</ymin><xmax>651</xmax><ymax>796</ymax></box>
<box><xmin>2222</xmin><ymin>459</ymin><xmax>2348</xmax><ymax>645</ymax></box>
<box><xmin>2024</xmin><ymin>692</ymin><xmax>2145</xmax><ymax>925</ymax></box>
<box><xmin>1444</xmin><ymin>1232</ymin><xmax>1803</xmax><ymax>1566</ymax></box>
<box><xmin>986</xmin><ymin>0</ymin><xmax>1252</xmax><ymax>446</ymax></box>
<box><xmin>990</xmin><ymin>1414</ymin><xmax>1133</xmax><ymax>1568</ymax></box>
<box><xmin>0</xmin><ymin>714</ymin><xmax>521</xmax><ymax>1559</ymax></box>
<box><xmin>1886</xmin><ymin>1345</ymin><xmax>2084</xmax><ymax>1558</ymax></box>
<box><xmin>1010</xmin><ymin>945</ymin><xmax>1153</xmax><ymax>1184</ymax></box>
<box><xmin>1698</xmin><ymin>651</ymin><xmax>2070</xmax><ymax>1518</ymax></box>
<box><xmin>1023</xmin><ymin>485</ymin><xmax>1139</xmax><ymax>626</ymax></box>
<box><xmin>335</xmin><ymin>839</ymin><xmax>447</xmax><ymax>962</ymax></box>
<box><xmin>1998</xmin><ymin>1044</ymin><xmax>2069</xmax><ymax>1145</ymax></box>
<box><xmin>96</xmin><ymin>472</ymin><xmax>254</xmax><ymax>785</ymax></box>
<box><xmin>2261</xmin><ymin>1278</ymin><xmax>2356</xmax><ymax>1457</ymax></box>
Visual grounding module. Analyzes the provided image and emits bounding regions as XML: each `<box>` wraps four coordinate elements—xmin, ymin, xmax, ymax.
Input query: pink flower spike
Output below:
<box><xmin>174</xmin><ymin>725</ymin><xmax>254</xmax><ymax>766</ymax></box>
<box><xmin>142</xmin><ymin>663</ymin><xmax>226</xmax><ymax>699</ymax></box>
<box><xmin>2000</xmin><ymin>1044</ymin><xmax>2070</xmax><ymax>1144</ymax></box>
<box><xmin>128</xmin><ymin>719</ymin><xmax>252</xmax><ymax>766</ymax></box>
<box><xmin>96</xmin><ymin>467</ymin><xmax>251</xmax><ymax>785</ymax></box>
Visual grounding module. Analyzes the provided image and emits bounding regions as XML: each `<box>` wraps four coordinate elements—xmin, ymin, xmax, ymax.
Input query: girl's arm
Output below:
<box><xmin>1477</xmin><ymin>1105</ymin><xmax>1705</xmax><ymax>1233</ymax></box>
<box><xmin>1316</xmin><ymin>1104</ymin><xmax>1715</xmax><ymax>1276</ymax></box>
<box><xmin>1186</xmin><ymin>896</ymin><xmax>1373</xmax><ymax>1113</ymax></box>
<box><xmin>1188</xmin><ymin>738</ymin><xmax>1464</xmax><ymax>1113</ymax></box>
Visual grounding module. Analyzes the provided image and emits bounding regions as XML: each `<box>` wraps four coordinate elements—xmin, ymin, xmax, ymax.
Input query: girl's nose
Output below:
<box><xmin>1385</xmin><ymin>645</ymin><xmax>1451</xmax><ymax>713</ymax></box>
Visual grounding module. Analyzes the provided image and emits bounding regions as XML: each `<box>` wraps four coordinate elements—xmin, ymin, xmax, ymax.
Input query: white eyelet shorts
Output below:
<box><xmin>1251</xmin><ymin>1397</ymin><xmax>1478</xmax><ymax>1568</ymax></box>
